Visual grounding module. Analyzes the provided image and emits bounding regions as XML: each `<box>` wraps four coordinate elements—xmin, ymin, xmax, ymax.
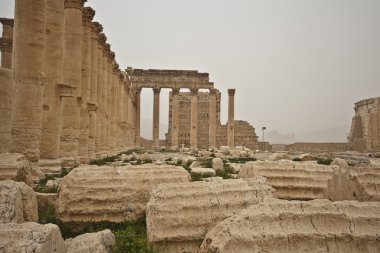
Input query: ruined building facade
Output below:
<box><xmin>166</xmin><ymin>91</ymin><xmax>258</xmax><ymax>149</ymax></box>
<box><xmin>349</xmin><ymin>97</ymin><xmax>380</xmax><ymax>152</ymax></box>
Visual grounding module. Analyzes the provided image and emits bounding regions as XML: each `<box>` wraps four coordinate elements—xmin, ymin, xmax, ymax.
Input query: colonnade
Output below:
<box><xmin>0</xmin><ymin>0</ymin><xmax>136</xmax><ymax>167</ymax></box>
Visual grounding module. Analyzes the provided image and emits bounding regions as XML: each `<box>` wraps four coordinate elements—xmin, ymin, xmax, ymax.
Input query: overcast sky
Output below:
<box><xmin>1</xmin><ymin>0</ymin><xmax>379</xmax><ymax>139</ymax></box>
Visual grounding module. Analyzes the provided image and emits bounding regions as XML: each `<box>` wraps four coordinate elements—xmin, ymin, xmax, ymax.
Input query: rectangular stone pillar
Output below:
<box><xmin>60</xmin><ymin>0</ymin><xmax>86</xmax><ymax>166</ymax></box>
<box><xmin>153</xmin><ymin>88</ymin><xmax>161</xmax><ymax>149</ymax></box>
<box><xmin>171</xmin><ymin>88</ymin><xmax>180</xmax><ymax>149</ymax></box>
<box><xmin>209</xmin><ymin>88</ymin><xmax>217</xmax><ymax>149</ymax></box>
<box><xmin>190</xmin><ymin>88</ymin><xmax>198</xmax><ymax>149</ymax></box>
<box><xmin>228</xmin><ymin>89</ymin><xmax>235</xmax><ymax>148</ymax></box>
<box><xmin>0</xmin><ymin>18</ymin><xmax>14</xmax><ymax>68</ymax></box>
<box><xmin>11</xmin><ymin>0</ymin><xmax>47</xmax><ymax>162</ymax></box>
<box><xmin>135</xmin><ymin>88</ymin><xmax>142</xmax><ymax>148</ymax></box>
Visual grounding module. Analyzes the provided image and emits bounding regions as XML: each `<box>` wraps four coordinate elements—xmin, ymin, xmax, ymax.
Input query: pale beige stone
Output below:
<box><xmin>0</xmin><ymin>222</ymin><xmax>65</xmax><ymax>253</ymax></box>
<box><xmin>227</xmin><ymin>89</ymin><xmax>235</xmax><ymax>148</ymax></box>
<box><xmin>146</xmin><ymin>179</ymin><xmax>274</xmax><ymax>253</ymax></box>
<box><xmin>0</xmin><ymin>180</ymin><xmax>37</xmax><ymax>224</ymax></box>
<box><xmin>0</xmin><ymin>153</ymin><xmax>34</xmax><ymax>187</ymax></box>
<box><xmin>269</xmin><ymin>152</ymin><xmax>291</xmax><ymax>161</ymax></box>
<box><xmin>36</xmin><ymin>192</ymin><xmax>58</xmax><ymax>210</ymax></box>
<box><xmin>65</xmin><ymin>229</ymin><xmax>115</xmax><ymax>253</ymax></box>
<box><xmin>0</xmin><ymin>68</ymin><xmax>13</xmax><ymax>153</ymax></box>
<box><xmin>199</xmin><ymin>199</ymin><xmax>380</xmax><ymax>253</ymax></box>
<box><xmin>56</xmin><ymin>165</ymin><xmax>191</xmax><ymax>222</ymax></box>
<box><xmin>212</xmin><ymin>157</ymin><xmax>223</xmax><ymax>171</ymax></box>
<box><xmin>190</xmin><ymin>167</ymin><xmax>216</xmax><ymax>176</ymax></box>
<box><xmin>190</xmin><ymin>88</ymin><xmax>198</xmax><ymax>149</ymax></box>
<box><xmin>239</xmin><ymin>160</ymin><xmax>334</xmax><ymax>200</ymax></box>
<box><xmin>331</xmin><ymin>158</ymin><xmax>349</xmax><ymax>167</ymax></box>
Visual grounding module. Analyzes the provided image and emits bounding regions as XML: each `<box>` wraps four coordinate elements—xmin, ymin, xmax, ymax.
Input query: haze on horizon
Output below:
<box><xmin>1</xmin><ymin>0</ymin><xmax>379</xmax><ymax>141</ymax></box>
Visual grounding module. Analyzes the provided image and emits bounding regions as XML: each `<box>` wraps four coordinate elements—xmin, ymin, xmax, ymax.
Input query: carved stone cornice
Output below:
<box><xmin>190</xmin><ymin>88</ymin><xmax>199</xmax><ymax>95</ymax></box>
<box><xmin>0</xmin><ymin>18</ymin><xmax>14</xmax><ymax>27</ymax></box>
<box><xmin>58</xmin><ymin>83</ymin><xmax>76</xmax><ymax>97</ymax></box>
<box><xmin>172</xmin><ymin>88</ymin><xmax>180</xmax><ymax>95</ymax></box>
<box><xmin>228</xmin><ymin>89</ymin><xmax>236</xmax><ymax>96</ymax></box>
<box><xmin>64</xmin><ymin>0</ymin><xmax>87</xmax><ymax>10</ymax></box>
<box><xmin>87</xmin><ymin>102</ymin><xmax>98</xmax><ymax>111</ymax></box>
<box><xmin>209</xmin><ymin>88</ymin><xmax>217</xmax><ymax>95</ymax></box>
<box><xmin>0</xmin><ymin>37</ymin><xmax>12</xmax><ymax>52</ymax></box>
<box><xmin>82</xmin><ymin>7</ymin><xmax>95</xmax><ymax>27</ymax></box>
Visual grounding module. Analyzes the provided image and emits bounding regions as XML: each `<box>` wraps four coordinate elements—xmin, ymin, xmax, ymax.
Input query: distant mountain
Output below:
<box><xmin>263</xmin><ymin>125</ymin><xmax>350</xmax><ymax>144</ymax></box>
<box><xmin>140</xmin><ymin>118</ymin><xmax>169</xmax><ymax>139</ymax></box>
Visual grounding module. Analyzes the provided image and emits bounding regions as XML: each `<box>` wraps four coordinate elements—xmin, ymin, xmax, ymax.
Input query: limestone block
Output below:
<box><xmin>0</xmin><ymin>180</ymin><xmax>37</xmax><ymax>224</ymax></box>
<box><xmin>239</xmin><ymin>160</ymin><xmax>334</xmax><ymax>200</ymax></box>
<box><xmin>212</xmin><ymin>158</ymin><xmax>223</xmax><ymax>171</ymax></box>
<box><xmin>0</xmin><ymin>153</ymin><xmax>34</xmax><ymax>187</ymax></box>
<box><xmin>46</xmin><ymin>178</ymin><xmax>62</xmax><ymax>188</ymax></box>
<box><xmin>65</xmin><ymin>229</ymin><xmax>115</xmax><ymax>253</ymax></box>
<box><xmin>297</xmin><ymin>153</ymin><xmax>316</xmax><ymax>161</ymax></box>
<box><xmin>56</xmin><ymin>165</ymin><xmax>191</xmax><ymax>222</ymax></box>
<box><xmin>269</xmin><ymin>152</ymin><xmax>291</xmax><ymax>161</ymax></box>
<box><xmin>228</xmin><ymin>163</ymin><xmax>241</xmax><ymax>173</ymax></box>
<box><xmin>191</xmin><ymin>167</ymin><xmax>216</xmax><ymax>177</ymax></box>
<box><xmin>190</xmin><ymin>161</ymin><xmax>200</xmax><ymax>169</ymax></box>
<box><xmin>139</xmin><ymin>152</ymin><xmax>151</xmax><ymax>161</ymax></box>
<box><xmin>38</xmin><ymin>159</ymin><xmax>62</xmax><ymax>174</ymax></box>
<box><xmin>199</xmin><ymin>199</ymin><xmax>380</xmax><ymax>253</ymax></box>
<box><xmin>326</xmin><ymin>166</ymin><xmax>380</xmax><ymax>201</ymax></box>
<box><xmin>219</xmin><ymin>146</ymin><xmax>230</xmax><ymax>154</ymax></box>
<box><xmin>331</xmin><ymin>158</ymin><xmax>349</xmax><ymax>167</ymax></box>
<box><xmin>0</xmin><ymin>222</ymin><xmax>65</xmax><ymax>253</ymax></box>
<box><xmin>370</xmin><ymin>159</ymin><xmax>380</xmax><ymax>167</ymax></box>
<box><xmin>146</xmin><ymin>179</ymin><xmax>274</xmax><ymax>253</ymax></box>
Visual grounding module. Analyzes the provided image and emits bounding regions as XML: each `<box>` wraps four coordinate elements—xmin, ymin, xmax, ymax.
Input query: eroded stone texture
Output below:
<box><xmin>0</xmin><ymin>68</ymin><xmax>13</xmax><ymax>153</ymax></box>
<box><xmin>56</xmin><ymin>165</ymin><xmax>191</xmax><ymax>222</ymax></box>
<box><xmin>0</xmin><ymin>222</ymin><xmax>65</xmax><ymax>252</ymax></box>
<box><xmin>327</xmin><ymin>166</ymin><xmax>380</xmax><ymax>202</ymax></box>
<box><xmin>0</xmin><ymin>153</ymin><xmax>34</xmax><ymax>187</ymax></box>
<box><xmin>0</xmin><ymin>180</ymin><xmax>37</xmax><ymax>224</ymax></box>
<box><xmin>146</xmin><ymin>178</ymin><xmax>274</xmax><ymax>253</ymax></box>
<box><xmin>239</xmin><ymin>160</ymin><xmax>334</xmax><ymax>200</ymax></box>
<box><xmin>199</xmin><ymin>199</ymin><xmax>380</xmax><ymax>253</ymax></box>
<box><xmin>65</xmin><ymin>229</ymin><xmax>115</xmax><ymax>253</ymax></box>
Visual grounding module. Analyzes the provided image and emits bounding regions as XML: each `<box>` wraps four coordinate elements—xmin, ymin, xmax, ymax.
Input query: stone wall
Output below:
<box><xmin>285</xmin><ymin>142</ymin><xmax>349</xmax><ymax>153</ymax></box>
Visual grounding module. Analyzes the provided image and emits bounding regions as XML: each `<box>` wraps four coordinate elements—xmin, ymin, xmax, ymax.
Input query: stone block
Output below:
<box><xmin>65</xmin><ymin>229</ymin><xmax>115</xmax><ymax>253</ymax></box>
<box><xmin>0</xmin><ymin>153</ymin><xmax>34</xmax><ymax>187</ymax></box>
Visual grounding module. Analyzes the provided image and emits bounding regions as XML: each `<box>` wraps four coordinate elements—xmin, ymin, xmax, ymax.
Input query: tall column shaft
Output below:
<box><xmin>119</xmin><ymin>77</ymin><xmax>125</xmax><ymax>148</ymax></box>
<box><xmin>125</xmin><ymin>86</ymin><xmax>131</xmax><ymax>147</ymax></box>
<box><xmin>11</xmin><ymin>0</ymin><xmax>47</xmax><ymax>162</ymax></box>
<box><xmin>152</xmin><ymin>88</ymin><xmax>161</xmax><ymax>148</ymax></box>
<box><xmin>110</xmin><ymin>63</ymin><xmax>118</xmax><ymax>151</ymax></box>
<box><xmin>171</xmin><ymin>88</ymin><xmax>180</xmax><ymax>149</ymax></box>
<box><xmin>0</xmin><ymin>18</ymin><xmax>14</xmax><ymax>68</ymax></box>
<box><xmin>0</xmin><ymin>68</ymin><xmax>13</xmax><ymax>153</ymax></box>
<box><xmin>135</xmin><ymin>88</ymin><xmax>142</xmax><ymax>148</ymax></box>
<box><xmin>190</xmin><ymin>89</ymin><xmax>198</xmax><ymax>149</ymax></box>
<box><xmin>228</xmin><ymin>89</ymin><xmax>235</xmax><ymax>148</ymax></box>
<box><xmin>100</xmin><ymin>43</ymin><xmax>108</xmax><ymax>152</ymax></box>
<box><xmin>209</xmin><ymin>88</ymin><xmax>217</xmax><ymax>149</ymax></box>
<box><xmin>95</xmin><ymin>32</ymin><xmax>105</xmax><ymax>157</ymax></box>
<box><xmin>60</xmin><ymin>0</ymin><xmax>85</xmax><ymax>165</ymax></box>
<box><xmin>40</xmin><ymin>0</ymin><xmax>64</xmax><ymax>160</ymax></box>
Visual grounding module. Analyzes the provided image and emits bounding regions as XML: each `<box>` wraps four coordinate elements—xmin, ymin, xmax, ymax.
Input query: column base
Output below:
<box><xmin>60</xmin><ymin>157</ymin><xmax>79</xmax><ymax>169</ymax></box>
<box><xmin>38</xmin><ymin>159</ymin><xmax>62</xmax><ymax>174</ymax></box>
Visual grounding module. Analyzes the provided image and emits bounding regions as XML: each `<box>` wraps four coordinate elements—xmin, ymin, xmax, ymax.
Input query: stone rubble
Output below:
<box><xmin>65</xmin><ymin>229</ymin><xmax>115</xmax><ymax>253</ymax></box>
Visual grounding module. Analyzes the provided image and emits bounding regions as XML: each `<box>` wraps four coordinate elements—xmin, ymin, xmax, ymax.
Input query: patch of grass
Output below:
<box><xmin>176</xmin><ymin>159</ymin><xmax>183</xmax><ymax>166</ymax></box>
<box><xmin>200</xmin><ymin>158</ymin><xmax>213</xmax><ymax>168</ymax></box>
<box><xmin>34</xmin><ymin>185</ymin><xmax>58</xmax><ymax>193</ymax></box>
<box><xmin>317</xmin><ymin>158</ymin><xmax>333</xmax><ymax>165</ymax></box>
<box><xmin>38</xmin><ymin>205</ymin><xmax>156</xmax><ymax>253</ymax></box>
<box><xmin>58</xmin><ymin>168</ymin><xmax>72</xmax><ymax>178</ymax></box>
<box><xmin>118</xmin><ymin>149</ymin><xmax>143</xmax><ymax>156</ymax></box>
<box><xmin>38</xmin><ymin>174</ymin><xmax>55</xmax><ymax>186</ymax></box>
<box><xmin>292</xmin><ymin>157</ymin><xmax>302</xmax><ymax>162</ymax></box>
<box><xmin>142</xmin><ymin>159</ymin><xmax>153</xmax><ymax>164</ymax></box>
<box><xmin>89</xmin><ymin>155</ymin><xmax>119</xmax><ymax>166</ymax></box>
<box><xmin>227</xmin><ymin>157</ymin><xmax>256</xmax><ymax>164</ymax></box>
<box><xmin>190</xmin><ymin>173</ymin><xmax>204</xmax><ymax>181</ymax></box>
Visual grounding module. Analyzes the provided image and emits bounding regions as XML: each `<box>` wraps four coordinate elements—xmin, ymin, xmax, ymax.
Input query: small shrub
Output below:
<box><xmin>142</xmin><ymin>159</ymin><xmax>153</xmax><ymax>164</ymax></box>
<box><xmin>292</xmin><ymin>157</ymin><xmax>302</xmax><ymax>162</ymax></box>
<box><xmin>38</xmin><ymin>174</ymin><xmax>55</xmax><ymax>186</ymax></box>
<box><xmin>190</xmin><ymin>173</ymin><xmax>204</xmax><ymax>182</ymax></box>
<box><xmin>58</xmin><ymin>168</ymin><xmax>72</xmax><ymax>178</ymax></box>
<box><xmin>89</xmin><ymin>155</ymin><xmax>118</xmax><ymax>166</ymax></box>
<box><xmin>317</xmin><ymin>158</ymin><xmax>333</xmax><ymax>165</ymax></box>
<box><xmin>34</xmin><ymin>185</ymin><xmax>58</xmax><ymax>193</ymax></box>
<box><xmin>210</xmin><ymin>153</ymin><xmax>216</xmax><ymax>158</ymax></box>
<box><xmin>227</xmin><ymin>157</ymin><xmax>256</xmax><ymax>164</ymax></box>
<box><xmin>200</xmin><ymin>158</ymin><xmax>213</xmax><ymax>168</ymax></box>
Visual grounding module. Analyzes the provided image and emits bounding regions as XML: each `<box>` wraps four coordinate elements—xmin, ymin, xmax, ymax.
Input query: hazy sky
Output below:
<box><xmin>1</xmin><ymin>0</ymin><xmax>380</xmax><ymax>139</ymax></box>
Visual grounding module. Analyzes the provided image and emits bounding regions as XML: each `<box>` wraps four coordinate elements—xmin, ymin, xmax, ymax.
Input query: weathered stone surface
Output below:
<box><xmin>0</xmin><ymin>68</ymin><xmax>13</xmax><ymax>153</ymax></box>
<box><xmin>211</xmin><ymin>158</ymin><xmax>223</xmax><ymax>171</ymax></box>
<box><xmin>239</xmin><ymin>160</ymin><xmax>334</xmax><ymax>200</ymax></box>
<box><xmin>199</xmin><ymin>199</ymin><xmax>380</xmax><ymax>253</ymax></box>
<box><xmin>296</xmin><ymin>153</ymin><xmax>316</xmax><ymax>161</ymax></box>
<box><xmin>0</xmin><ymin>153</ymin><xmax>34</xmax><ymax>187</ymax></box>
<box><xmin>191</xmin><ymin>167</ymin><xmax>216</xmax><ymax>176</ymax></box>
<box><xmin>146</xmin><ymin>178</ymin><xmax>274</xmax><ymax>253</ymax></box>
<box><xmin>0</xmin><ymin>180</ymin><xmax>37</xmax><ymax>224</ymax></box>
<box><xmin>65</xmin><ymin>229</ymin><xmax>115</xmax><ymax>253</ymax></box>
<box><xmin>57</xmin><ymin>165</ymin><xmax>191</xmax><ymax>222</ymax></box>
<box><xmin>331</xmin><ymin>157</ymin><xmax>349</xmax><ymax>167</ymax></box>
<box><xmin>0</xmin><ymin>222</ymin><xmax>65</xmax><ymax>253</ymax></box>
<box><xmin>36</xmin><ymin>192</ymin><xmax>58</xmax><ymax>210</ymax></box>
<box><xmin>326</xmin><ymin>166</ymin><xmax>380</xmax><ymax>201</ymax></box>
<box><xmin>370</xmin><ymin>159</ymin><xmax>380</xmax><ymax>167</ymax></box>
<box><xmin>269</xmin><ymin>152</ymin><xmax>291</xmax><ymax>161</ymax></box>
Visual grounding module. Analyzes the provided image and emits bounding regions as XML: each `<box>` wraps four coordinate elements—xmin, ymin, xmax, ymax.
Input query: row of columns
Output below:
<box><xmin>134</xmin><ymin>87</ymin><xmax>236</xmax><ymax>150</ymax></box>
<box><xmin>0</xmin><ymin>0</ymin><xmax>136</xmax><ymax>165</ymax></box>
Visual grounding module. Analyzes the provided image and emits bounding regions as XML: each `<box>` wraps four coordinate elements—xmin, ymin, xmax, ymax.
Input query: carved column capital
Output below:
<box><xmin>98</xmin><ymin>33</ymin><xmax>107</xmax><ymax>47</ymax></box>
<box><xmin>82</xmin><ymin>7</ymin><xmax>95</xmax><ymax>27</ymax></box>
<box><xmin>91</xmin><ymin>22</ymin><xmax>103</xmax><ymax>35</ymax></box>
<box><xmin>0</xmin><ymin>18</ymin><xmax>14</xmax><ymax>27</ymax></box>
<box><xmin>136</xmin><ymin>87</ymin><xmax>142</xmax><ymax>95</ymax></box>
<box><xmin>64</xmin><ymin>0</ymin><xmax>87</xmax><ymax>10</ymax></box>
<box><xmin>112</xmin><ymin>62</ymin><xmax>119</xmax><ymax>74</ymax></box>
<box><xmin>0</xmin><ymin>37</ymin><xmax>13</xmax><ymax>52</ymax></box>
<box><xmin>190</xmin><ymin>88</ymin><xmax>198</xmax><ymax>95</ymax></box>
<box><xmin>172</xmin><ymin>88</ymin><xmax>180</xmax><ymax>95</ymax></box>
<box><xmin>110</xmin><ymin>51</ymin><xmax>115</xmax><ymax>60</ymax></box>
<box><xmin>153</xmin><ymin>88</ymin><xmax>161</xmax><ymax>95</ymax></box>
<box><xmin>228</xmin><ymin>89</ymin><xmax>236</xmax><ymax>96</ymax></box>
<box><xmin>209</xmin><ymin>88</ymin><xmax>218</xmax><ymax>95</ymax></box>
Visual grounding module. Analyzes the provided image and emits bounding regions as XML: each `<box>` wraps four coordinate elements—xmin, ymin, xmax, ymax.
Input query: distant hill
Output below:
<box><xmin>263</xmin><ymin>125</ymin><xmax>350</xmax><ymax>144</ymax></box>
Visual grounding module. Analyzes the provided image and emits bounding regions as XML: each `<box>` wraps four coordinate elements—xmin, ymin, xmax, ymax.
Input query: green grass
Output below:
<box><xmin>200</xmin><ymin>158</ymin><xmax>213</xmax><ymax>168</ymax></box>
<box><xmin>89</xmin><ymin>155</ymin><xmax>119</xmax><ymax>166</ymax></box>
<box><xmin>34</xmin><ymin>185</ymin><xmax>58</xmax><ymax>193</ymax></box>
<box><xmin>38</xmin><ymin>174</ymin><xmax>55</xmax><ymax>186</ymax></box>
<box><xmin>118</xmin><ymin>149</ymin><xmax>143</xmax><ymax>156</ymax></box>
<box><xmin>317</xmin><ymin>158</ymin><xmax>333</xmax><ymax>165</ymax></box>
<box><xmin>226</xmin><ymin>157</ymin><xmax>256</xmax><ymax>164</ymax></box>
<box><xmin>38</xmin><ymin>204</ymin><xmax>156</xmax><ymax>253</ymax></box>
<box><xmin>292</xmin><ymin>157</ymin><xmax>302</xmax><ymax>162</ymax></box>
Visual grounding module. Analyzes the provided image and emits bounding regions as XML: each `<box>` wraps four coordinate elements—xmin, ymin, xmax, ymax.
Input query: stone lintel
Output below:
<box><xmin>58</xmin><ymin>83</ymin><xmax>76</xmax><ymax>97</ymax></box>
<box><xmin>0</xmin><ymin>18</ymin><xmax>14</xmax><ymax>27</ymax></box>
<box><xmin>133</xmin><ymin>81</ymin><xmax>214</xmax><ymax>90</ymax></box>
<box><xmin>87</xmin><ymin>102</ymin><xmax>98</xmax><ymax>111</ymax></box>
<box><xmin>228</xmin><ymin>89</ymin><xmax>236</xmax><ymax>96</ymax></box>
<box><xmin>64</xmin><ymin>0</ymin><xmax>87</xmax><ymax>10</ymax></box>
<box><xmin>209</xmin><ymin>88</ymin><xmax>218</xmax><ymax>95</ymax></box>
<box><xmin>0</xmin><ymin>37</ymin><xmax>12</xmax><ymax>52</ymax></box>
<box><xmin>82</xmin><ymin>7</ymin><xmax>95</xmax><ymax>26</ymax></box>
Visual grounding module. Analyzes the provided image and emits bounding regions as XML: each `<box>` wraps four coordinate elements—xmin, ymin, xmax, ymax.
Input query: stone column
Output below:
<box><xmin>190</xmin><ymin>88</ymin><xmax>198</xmax><ymax>149</ymax></box>
<box><xmin>171</xmin><ymin>88</ymin><xmax>180</xmax><ymax>149</ymax></box>
<box><xmin>88</xmin><ymin>22</ymin><xmax>101</xmax><ymax>160</ymax></box>
<box><xmin>152</xmin><ymin>88</ymin><xmax>161</xmax><ymax>149</ymax></box>
<box><xmin>0</xmin><ymin>18</ymin><xmax>14</xmax><ymax>68</ymax></box>
<box><xmin>10</xmin><ymin>0</ymin><xmax>47</xmax><ymax>162</ymax></box>
<box><xmin>39</xmin><ymin>0</ymin><xmax>65</xmax><ymax>171</ymax></box>
<box><xmin>60</xmin><ymin>0</ymin><xmax>86</xmax><ymax>166</ymax></box>
<box><xmin>0</xmin><ymin>68</ymin><xmax>13</xmax><ymax>153</ymax></box>
<box><xmin>110</xmin><ymin>62</ymin><xmax>118</xmax><ymax>151</ymax></box>
<box><xmin>124</xmin><ymin>84</ymin><xmax>131</xmax><ymax>147</ymax></box>
<box><xmin>118</xmin><ymin>74</ymin><xmax>125</xmax><ymax>149</ymax></box>
<box><xmin>96</xmin><ymin>32</ymin><xmax>105</xmax><ymax>157</ymax></box>
<box><xmin>209</xmin><ymin>88</ymin><xmax>217</xmax><ymax>149</ymax></box>
<box><xmin>100</xmin><ymin>41</ymin><xmax>108</xmax><ymax>153</ymax></box>
<box><xmin>135</xmin><ymin>88</ymin><xmax>142</xmax><ymax>148</ymax></box>
<box><xmin>78</xmin><ymin>7</ymin><xmax>94</xmax><ymax>163</ymax></box>
<box><xmin>228</xmin><ymin>89</ymin><xmax>235</xmax><ymax>148</ymax></box>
